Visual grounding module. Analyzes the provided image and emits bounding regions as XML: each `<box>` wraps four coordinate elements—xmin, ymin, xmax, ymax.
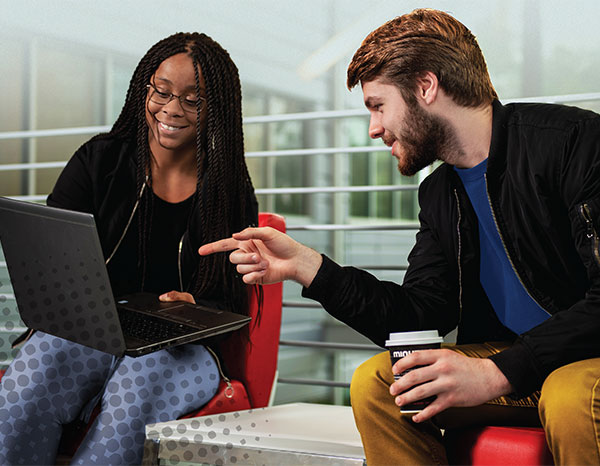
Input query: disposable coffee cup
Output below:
<box><xmin>385</xmin><ymin>330</ymin><xmax>443</xmax><ymax>414</ymax></box>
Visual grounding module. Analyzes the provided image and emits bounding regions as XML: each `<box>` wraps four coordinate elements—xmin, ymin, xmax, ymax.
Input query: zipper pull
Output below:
<box><xmin>581</xmin><ymin>204</ymin><xmax>595</xmax><ymax>239</ymax></box>
<box><xmin>224</xmin><ymin>378</ymin><xmax>235</xmax><ymax>399</ymax></box>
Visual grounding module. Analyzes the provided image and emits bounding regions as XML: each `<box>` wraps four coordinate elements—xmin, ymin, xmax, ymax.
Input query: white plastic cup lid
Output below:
<box><xmin>385</xmin><ymin>330</ymin><xmax>443</xmax><ymax>347</ymax></box>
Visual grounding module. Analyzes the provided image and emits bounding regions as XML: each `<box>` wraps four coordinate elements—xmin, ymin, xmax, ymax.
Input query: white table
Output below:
<box><xmin>143</xmin><ymin>402</ymin><xmax>366</xmax><ymax>465</ymax></box>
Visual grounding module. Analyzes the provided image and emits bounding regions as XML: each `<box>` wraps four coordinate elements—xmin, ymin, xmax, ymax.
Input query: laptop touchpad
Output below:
<box><xmin>160</xmin><ymin>305</ymin><xmax>219</xmax><ymax>324</ymax></box>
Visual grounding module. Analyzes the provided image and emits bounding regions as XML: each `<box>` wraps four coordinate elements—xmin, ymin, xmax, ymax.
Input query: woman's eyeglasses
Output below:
<box><xmin>146</xmin><ymin>83</ymin><xmax>205</xmax><ymax>114</ymax></box>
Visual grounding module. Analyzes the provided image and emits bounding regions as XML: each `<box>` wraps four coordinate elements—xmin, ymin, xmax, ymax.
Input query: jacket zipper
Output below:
<box><xmin>206</xmin><ymin>346</ymin><xmax>235</xmax><ymax>398</ymax></box>
<box><xmin>105</xmin><ymin>179</ymin><xmax>147</xmax><ymax>266</ymax></box>
<box><xmin>453</xmin><ymin>189</ymin><xmax>463</xmax><ymax>323</ymax></box>
<box><xmin>484</xmin><ymin>174</ymin><xmax>549</xmax><ymax>314</ymax></box>
<box><xmin>580</xmin><ymin>203</ymin><xmax>600</xmax><ymax>267</ymax></box>
<box><xmin>178</xmin><ymin>233</ymin><xmax>185</xmax><ymax>292</ymax></box>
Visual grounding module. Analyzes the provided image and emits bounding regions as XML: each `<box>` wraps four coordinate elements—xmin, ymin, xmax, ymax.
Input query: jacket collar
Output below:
<box><xmin>487</xmin><ymin>99</ymin><xmax>512</xmax><ymax>180</ymax></box>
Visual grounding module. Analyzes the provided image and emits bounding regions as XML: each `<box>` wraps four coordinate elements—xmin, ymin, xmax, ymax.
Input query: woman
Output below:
<box><xmin>0</xmin><ymin>32</ymin><xmax>257</xmax><ymax>465</ymax></box>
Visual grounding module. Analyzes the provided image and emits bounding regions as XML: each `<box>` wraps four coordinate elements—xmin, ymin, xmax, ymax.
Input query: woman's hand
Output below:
<box><xmin>159</xmin><ymin>291</ymin><xmax>196</xmax><ymax>304</ymax></box>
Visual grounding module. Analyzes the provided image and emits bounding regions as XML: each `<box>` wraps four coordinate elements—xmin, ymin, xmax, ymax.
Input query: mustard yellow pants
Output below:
<box><xmin>350</xmin><ymin>343</ymin><xmax>600</xmax><ymax>465</ymax></box>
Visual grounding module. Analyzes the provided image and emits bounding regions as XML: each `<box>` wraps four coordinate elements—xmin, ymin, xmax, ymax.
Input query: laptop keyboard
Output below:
<box><xmin>118</xmin><ymin>308</ymin><xmax>200</xmax><ymax>342</ymax></box>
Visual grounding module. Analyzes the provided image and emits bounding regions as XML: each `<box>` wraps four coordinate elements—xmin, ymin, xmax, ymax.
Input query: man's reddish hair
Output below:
<box><xmin>347</xmin><ymin>9</ymin><xmax>497</xmax><ymax>107</ymax></box>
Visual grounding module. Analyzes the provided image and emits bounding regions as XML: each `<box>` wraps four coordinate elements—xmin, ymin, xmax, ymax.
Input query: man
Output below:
<box><xmin>200</xmin><ymin>9</ymin><xmax>600</xmax><ymax>465</ymax></box>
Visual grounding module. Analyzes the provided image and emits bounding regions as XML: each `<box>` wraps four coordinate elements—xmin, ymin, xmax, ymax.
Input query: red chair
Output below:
<box><xmin>0</xmin><ymin>212</ymin><xmax>285</xmax><ymax>457</ymax></box>
<box><xmin>445</xmin><ymin>426</ymin><xmax>554</xmax><ymax>465</ymax></box>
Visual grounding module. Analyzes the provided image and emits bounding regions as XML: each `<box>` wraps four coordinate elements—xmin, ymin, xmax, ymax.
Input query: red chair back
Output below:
<box><xmin>217</xmin><ymin>212</ymin><xmax>284</xmax><ymax>408</ymax></box>
<box><xmin>187</xmin><ymin>212</ymin><xmax>285</xmax><ymax>417</ymax></box>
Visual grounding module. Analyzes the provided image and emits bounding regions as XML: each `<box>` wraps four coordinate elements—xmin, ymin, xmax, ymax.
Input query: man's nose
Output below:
<box><xmin>368</xmin><ymin>116</ymin><xmax>384</xmax><ymax>139</ymax></box>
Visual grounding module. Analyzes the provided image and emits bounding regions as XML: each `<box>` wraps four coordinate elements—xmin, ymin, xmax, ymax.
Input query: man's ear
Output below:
<box><xmin>415</xmin><ymin>71</ymin><xmax>439</xmax><ymax>105</ymax></box>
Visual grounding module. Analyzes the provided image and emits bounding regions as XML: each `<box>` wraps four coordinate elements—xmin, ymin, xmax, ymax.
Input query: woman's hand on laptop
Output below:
<box><xmin>198</xmin><ymin>226</ymin><xmax>322</xmax><ymax>287</ymax></box>
<box><xmin>159</xmin><ymin>291</ymin><xmax>196</xmax><ymax>304</ymax></box>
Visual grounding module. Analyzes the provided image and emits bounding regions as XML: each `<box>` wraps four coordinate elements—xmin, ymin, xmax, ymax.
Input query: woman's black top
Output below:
<box><xmin>107</xmin><ymin>192</ymin><xmax>193</xmax><ymax>297</ymax></box>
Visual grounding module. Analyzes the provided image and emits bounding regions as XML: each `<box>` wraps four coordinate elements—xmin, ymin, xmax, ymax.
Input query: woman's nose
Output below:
<box><xmin>161</xmin><ymin>96</ymin><xmax>185</xmax><ymax>116</ymax></box>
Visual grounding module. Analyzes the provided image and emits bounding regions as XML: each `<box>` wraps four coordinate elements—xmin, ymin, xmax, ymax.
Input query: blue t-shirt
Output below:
<box><xmin>455</xmin><ymin>159</ymin><xmax>550</xmax><ymax>335</ymax></box>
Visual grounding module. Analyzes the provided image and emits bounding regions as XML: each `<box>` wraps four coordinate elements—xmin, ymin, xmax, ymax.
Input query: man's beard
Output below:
<box><xmin>394</xmin><ymin>102</ymin><xmax>463</xmax><ymax>176</ymax></box>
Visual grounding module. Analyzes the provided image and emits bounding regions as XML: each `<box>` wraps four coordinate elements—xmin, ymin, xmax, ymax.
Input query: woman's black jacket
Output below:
<box><xmin>47</xmin><ymin>135</ymin><xmax>258</xmax><ymax>308</ymax></box>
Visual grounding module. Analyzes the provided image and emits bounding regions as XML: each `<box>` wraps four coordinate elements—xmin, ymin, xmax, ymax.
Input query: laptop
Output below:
<box><xmin>0</xmin><ymin>196</ymin><xmax>250</xmax><ymax>357</ymax></box>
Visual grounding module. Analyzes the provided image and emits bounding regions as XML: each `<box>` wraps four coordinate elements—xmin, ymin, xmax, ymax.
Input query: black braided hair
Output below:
<box><xmin>99</xmin><ymin>33</ymin><xmax>258</xmax><ymax>318</ymax></box>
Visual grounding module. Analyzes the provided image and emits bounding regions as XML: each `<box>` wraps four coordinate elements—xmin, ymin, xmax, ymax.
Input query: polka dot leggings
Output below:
<box><xmin>0</xmin><ymin>331</ymin><xmax>220</xmax><ymax>465</ymax></box>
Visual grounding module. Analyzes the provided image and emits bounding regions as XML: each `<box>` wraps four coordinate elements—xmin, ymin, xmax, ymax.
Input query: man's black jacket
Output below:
<box><xmin>304</xmin><ymin>100</ymin><xmax>600</xmax><ymax>397</ymax></box>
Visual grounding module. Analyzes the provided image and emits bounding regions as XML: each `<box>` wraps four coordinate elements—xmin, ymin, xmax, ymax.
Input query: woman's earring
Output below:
<box><xmin>211</xmin><ymin>134</ymin><xmax>215</xmax><ymax>151</ymax></box>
